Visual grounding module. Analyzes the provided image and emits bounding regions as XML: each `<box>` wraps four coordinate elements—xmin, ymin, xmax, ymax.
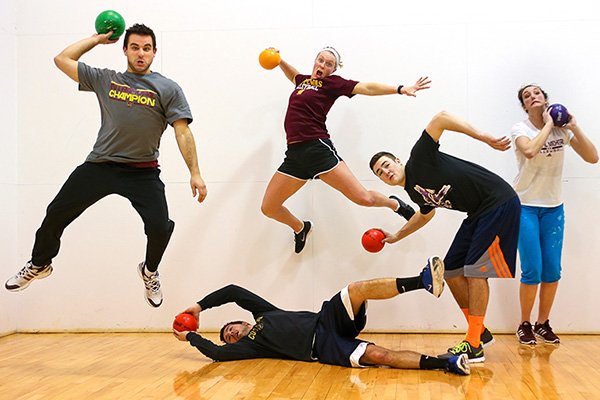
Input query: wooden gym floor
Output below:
<box><xmin>1</xmin><ymin>332</ymin><xmax>599</xmax><ymax>399</ymax></box>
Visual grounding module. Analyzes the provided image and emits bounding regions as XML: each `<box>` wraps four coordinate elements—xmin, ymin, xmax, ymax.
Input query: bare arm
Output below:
<box><xmin>565</xmin><ymin>116</ymin><xmax>599</xmax><ymax>164</ymax></box>
<box><xmin>173</xmin><ymin>119</ymin><xmax>207</xmax><ymax>203</ymax></box>
<box><xmin>278</xmin><ymin>59</ymin><xmax>299</xmax><ymax>84</ymax></box>
<box><xmin>425</xmin><ymin>111</ymin><xmax>511</xmax><ymax>151</ymax></box>
<box><xmin>514</xmin><ymin>109</ymin><xmax>555</xmax><ymax>158</ymax></box>
<box><xmin>53</xmin><ymin>32</ymin><xmax>116</xmax><ymax>82</ymax></box>
<box><xmin>352</xmin><ymin>76</ymin><xmax>431</xmax><ymax>96</ymax></box>
<box><xmin>382</xmin><ymin>210</ymin><xmax>436</xmax><ymax>244</ymax></box>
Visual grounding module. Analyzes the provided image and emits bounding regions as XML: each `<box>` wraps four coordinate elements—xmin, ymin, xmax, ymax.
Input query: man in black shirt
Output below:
<box><xmin>173</xmin><ymin>256</ymin><xmax>470</xmax><ymax>375</ymax></box>
<box><xmin>370</xmin><ymin>111</ymin><xmax>520</xmax><ymax>363</ymax></box>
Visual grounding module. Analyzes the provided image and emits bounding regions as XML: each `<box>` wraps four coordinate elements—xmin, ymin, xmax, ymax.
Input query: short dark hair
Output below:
<box><xmin>369</xmin><ymin>151</ymin><xmax>397</xmax><ymax>172</ymax></box>
<box><xmin>123</xmin><ymin>24</ymin><xmax>156</xmax><ymax>49</ymax></box>
<box><xmin>517</xmin><ymin>84</ymin><xmax>548</xmax><ymax>107</ymax></box>
<box><xmin>219</xmin><ymin>320</ymin><xmax>246</xmax><ymax>343</ymax></box>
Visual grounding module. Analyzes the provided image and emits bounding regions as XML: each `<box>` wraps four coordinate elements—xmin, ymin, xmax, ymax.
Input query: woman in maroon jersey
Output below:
<box><xmin>261</xmin><ymin>47</ymin><xmax>430</xmax><ymax>253</ymax></box>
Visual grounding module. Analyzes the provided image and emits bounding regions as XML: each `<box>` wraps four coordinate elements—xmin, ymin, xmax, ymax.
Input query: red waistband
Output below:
<box><xmin>127</xmin><ymin>160</ymin><xmax>160</xmax><ymax>168</ymax></box>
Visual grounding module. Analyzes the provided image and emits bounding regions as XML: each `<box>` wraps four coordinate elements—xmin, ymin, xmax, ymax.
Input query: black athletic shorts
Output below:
<box><xmin>313</xmin><ymin>286</ymin><xmax>370</xmax><ymax>368</ymax></box>
<box><xmin>277</xmin><ymin>138</ymin><xmax>342</xmax><ymax>180</ymax></box>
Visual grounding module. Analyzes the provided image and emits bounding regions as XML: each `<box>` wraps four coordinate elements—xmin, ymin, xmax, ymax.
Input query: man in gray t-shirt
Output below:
<box><xmin>5</xmin><ymin>24</ymin><xmax>207</xmax><ymax>308</ymax></box>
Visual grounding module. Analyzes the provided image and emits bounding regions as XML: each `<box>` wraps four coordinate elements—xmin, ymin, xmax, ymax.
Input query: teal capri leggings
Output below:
<box><xmin>518</xmin><ymin>204</ymin><xmax>564</xmax><ymax>285</ymax></box>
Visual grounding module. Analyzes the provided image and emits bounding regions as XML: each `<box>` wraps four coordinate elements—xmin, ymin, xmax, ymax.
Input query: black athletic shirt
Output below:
<box><xmin>404</xmin><ymin>131</ymin><xmax>516</xmax><ymax>220</ymax></box>
<box><xmin>186</xmin><ymin>285</ymin><xmax>319</xmax><ymax>362</ymax></box>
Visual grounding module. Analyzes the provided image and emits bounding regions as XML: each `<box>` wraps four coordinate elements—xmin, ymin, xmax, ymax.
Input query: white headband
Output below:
<box><xmin>321</xmin><ymin>46</ymin><xmax>343</xmax><ymax>69</ymax></box>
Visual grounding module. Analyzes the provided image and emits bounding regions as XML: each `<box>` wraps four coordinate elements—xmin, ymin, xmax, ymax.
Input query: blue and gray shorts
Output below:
<box><xmin>445</xmin><ymin>196</ymin><xmax>521</xmax><ymax>279</ymax></box>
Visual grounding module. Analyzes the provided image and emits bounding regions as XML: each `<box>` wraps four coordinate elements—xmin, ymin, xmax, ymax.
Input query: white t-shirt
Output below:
<box><xmin>511</xmin><ymin>119</ymin><xmax>571</xmax><ymax>207</ymax></box>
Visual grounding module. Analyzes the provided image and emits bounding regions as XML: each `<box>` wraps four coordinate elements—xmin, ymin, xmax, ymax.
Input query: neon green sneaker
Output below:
<box><xmin>438</xmin><ymin>340</ymin><xmax>484</xmax><ymax>363</ymax></box>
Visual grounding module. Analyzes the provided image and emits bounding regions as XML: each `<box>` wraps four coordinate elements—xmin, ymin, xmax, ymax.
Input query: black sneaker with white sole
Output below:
<box><xmin>294</xmin><ymin>221</ymin><xmax>312</xmax><ymax>254</ymax></box>
<box><xmin>439</xmin><ymin>340</ymin><xmax>485</xmax><ymax>363</ymax></box>
<box><xmin>517</xmin><ymin>321</ymin><xmax>536</xmax><ymax>345</ymax></box>
<box><xmin>534</xmin><ymin>320</ymin><xmax>560</xmax><ymax>344</ymax></box>
<box><xmin>481</xmin><ymin>327</ymin><xmax>495</xmax><ymax>347</ymax></box>
<box><xmin>446</xmin><ymin>328</ymin><xmax>495</xmax><ymax>353</ymax></box>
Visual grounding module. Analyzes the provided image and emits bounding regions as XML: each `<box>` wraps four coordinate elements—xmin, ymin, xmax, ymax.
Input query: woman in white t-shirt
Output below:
<box><xmin>511</xmin><ymin>84</ymin><xmax>598</xmax><ymax>345</ymax></box>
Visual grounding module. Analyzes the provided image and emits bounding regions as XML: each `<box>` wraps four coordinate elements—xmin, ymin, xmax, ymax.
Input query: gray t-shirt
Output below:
<box><xmin>78</xmin><ymin>62</ymin><xmax>193</xmax><ymax>163</ymax></box>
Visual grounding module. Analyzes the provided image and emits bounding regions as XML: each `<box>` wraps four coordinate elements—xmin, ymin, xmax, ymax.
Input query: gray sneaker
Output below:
<box><xmin>138</xmin><ymin>262</ymin><xmax>163</xmax><ymax>308</ymax></box>
<box><xmin>5</xmin><ymin>261</ymin><xmax>53</xmax><ymax>291</ymax></box>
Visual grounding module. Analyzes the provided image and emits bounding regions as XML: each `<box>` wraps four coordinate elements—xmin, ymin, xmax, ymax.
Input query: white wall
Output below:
<box><xmin>0</xmin><ymin>0</ymin><xmax>18</xmax><ymax>336</ymax></box>
<box><xmin>8</xmin><ymin>0</ymin><xmax>600</xmax><ymax>332</ymax></box>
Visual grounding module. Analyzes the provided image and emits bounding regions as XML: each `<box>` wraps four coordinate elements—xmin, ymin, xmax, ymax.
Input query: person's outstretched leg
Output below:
<box><xmin>32</xmin><ymin>163</ymin><xmax>111</xmax><ymax>266</ymax></box>
<box><xmin>261</xmin><ymin>172</ymin><xmax>307</xmax><ymax>232</ymax></box>
<box><xmin>261</xmin><ymin>172</ymin><xmax>314</xmax><ymax>253</ymax></box>
<box><xmin>319</xmin><ymin>162</ymin><xmax>414</xmax><ymax>219</ymax></box>
<box><xmin>347</xmin><ymin>256</ymin><xmax>444</xmax><ymax>315</ymax></box>
<box><xmin>360</xmin><ymin>344</ymin><xmax>470</xmax><ymax>375</ymax></box>
<box><xmin>6</xmin><ymin>163</ymin><xmax>110</xmax><ymax>291</ymax></box>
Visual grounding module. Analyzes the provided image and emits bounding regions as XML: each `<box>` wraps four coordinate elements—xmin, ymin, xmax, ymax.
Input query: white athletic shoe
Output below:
<box><xmin>138</xmin><ymin>262</ymin><xmax>163</xmax><ymax>308</ymax></box>
<box><xmin>447</xmin><ymin>354</ymin><xmax>471</xmax><ymax>375</ymax></box>
<box><xmin>5</xmin><ymin>261</ymin><xmax>53</xmax><ymax>291</ymax></box>
<box><xmin>421</xmin><ymin>256</ymin><xmax>445</xmax><ymax>298</ymax></box>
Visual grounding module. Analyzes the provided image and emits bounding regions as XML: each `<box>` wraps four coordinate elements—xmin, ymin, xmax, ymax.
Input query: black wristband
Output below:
<box><xmin>397</xmin><ymin>85</ymin><xmax>404</xmax><ymax>95</ymax></box>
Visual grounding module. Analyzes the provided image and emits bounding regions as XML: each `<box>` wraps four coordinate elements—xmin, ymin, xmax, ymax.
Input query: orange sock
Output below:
<box><xmin>466</xmin><ymin>315</ymin><xmax>485</xmax><ymax>348</ymax></box>
<box><xmin>462</xmin><ymin>308</ymin><xmax>486</xmax><ymax>334</ymax></box>
<box><xmin>461</xmin><ymin>308</ymin><xmax>469</xmax><ymax>321</ymax></box>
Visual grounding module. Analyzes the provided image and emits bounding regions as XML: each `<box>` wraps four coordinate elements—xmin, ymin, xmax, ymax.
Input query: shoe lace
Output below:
<box><xmin>519</xmin><ymin>323</ymin><xmax>533</xmax><ymax>335</ymax></box>
<box><xmin>450</xmin><ymin>341</ymin><xmax>471</xmax><ymax>355</ymax></box>
<box><xmin>17</xmin><ymin>263</ymin><xmax>43</xmax><ymax>280</ymax></box>
<box><xmin>538</xmin><ymin>327</ymin><xmax>555</xmax><ymax>338</ymax></box>
<box><xmin>16</xmin><ymin>264</ymin><xmax>34</xmax><ymax>279</ymax></box>
<box><xmin>143</xmin><ymin>271</ymin><xmax>161</xmax><ymax>293</ymax></box>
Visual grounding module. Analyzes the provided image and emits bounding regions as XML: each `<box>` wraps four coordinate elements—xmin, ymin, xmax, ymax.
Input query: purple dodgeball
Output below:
<box><xmin>548</xmin><ymin>103</ymin><xmax>569</xmax><ymax>127</ymax></box>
